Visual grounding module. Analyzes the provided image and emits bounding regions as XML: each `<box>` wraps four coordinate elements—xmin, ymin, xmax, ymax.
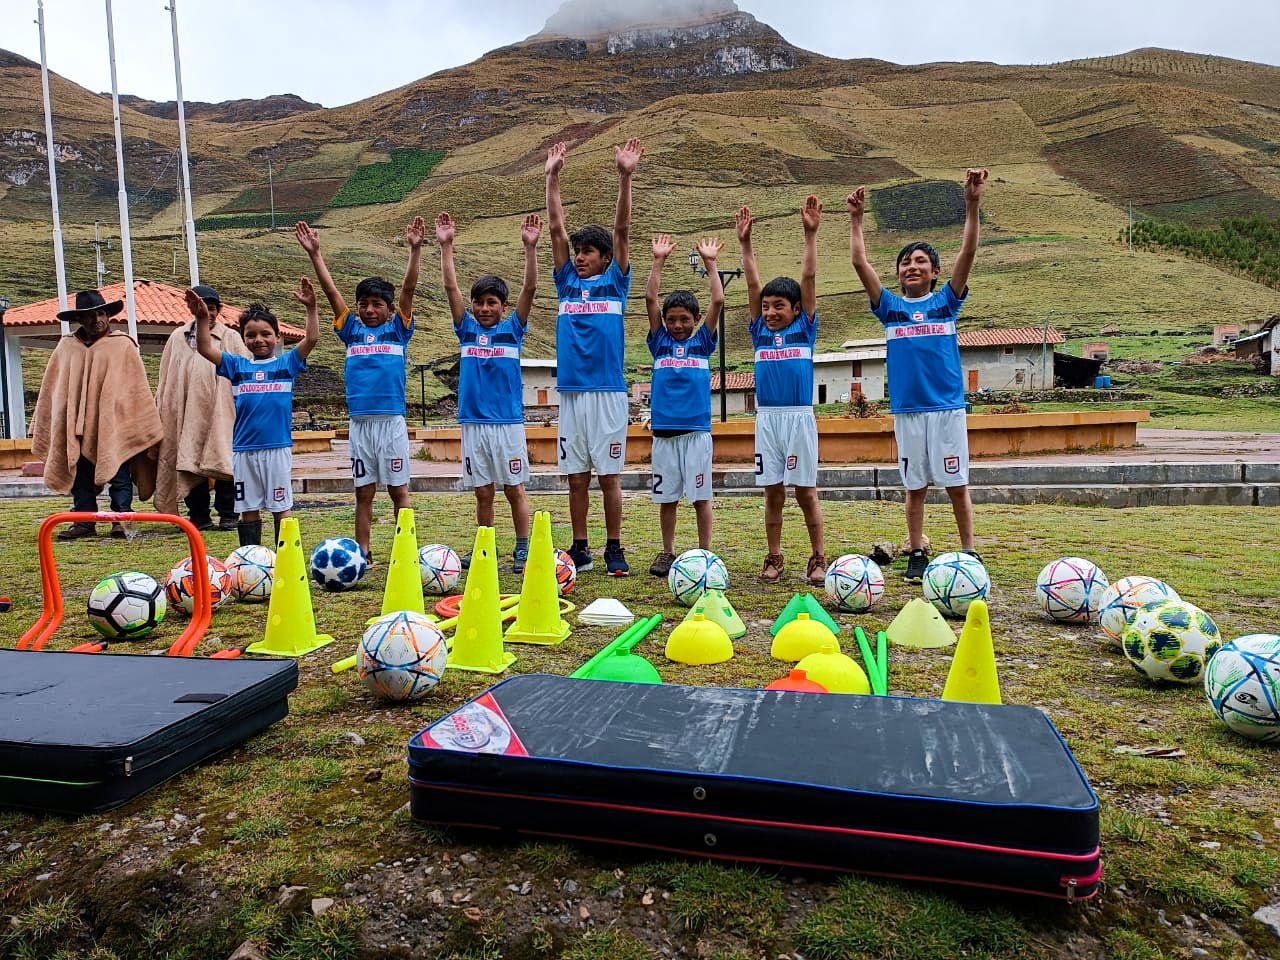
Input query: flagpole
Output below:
<box><xmin>104</xmin><ymin>0</ymin><xmax>138</xmax><ymax>339</ymax></box>
<box><xmin>36</xmin><ymin>0</ymin><xmax>69</xmax><ymax>333</ymax></box>
<box><xmin>167</xmin><ymin>0</ymin><xmax>199</xmax><ymax>285</ymax></box>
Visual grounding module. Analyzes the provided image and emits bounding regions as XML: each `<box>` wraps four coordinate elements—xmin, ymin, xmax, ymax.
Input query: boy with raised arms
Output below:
<box><xmin>847</xmin><ymin>169</ymin><xmax>988</xmax><ymax>582</ymax></box>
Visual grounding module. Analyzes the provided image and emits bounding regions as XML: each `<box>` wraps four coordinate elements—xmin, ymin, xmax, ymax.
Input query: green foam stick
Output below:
<box><xmin>853</xmin><ymin>626</ymin><xmax>884</xmax><ymax>696</ymax></box>
<box><xmin>876</xmin><ymin>629</ymin><xmax>889</xmax><ymax>692</ymax></box>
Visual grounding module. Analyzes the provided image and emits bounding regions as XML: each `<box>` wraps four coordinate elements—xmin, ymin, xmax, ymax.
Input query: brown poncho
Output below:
<box><xmin>31</xmin><ymin>330</ymin><xmax>165</xmax><ymax>500</ymax></box>
<box><xmin>153</xmin><ymin>320</ymin><xmax>249</xmax><ymax>514</ymax></box>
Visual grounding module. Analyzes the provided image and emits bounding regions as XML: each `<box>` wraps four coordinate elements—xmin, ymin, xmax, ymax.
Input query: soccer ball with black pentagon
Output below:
<box><xmin>87</xmin><ymin>571</ymin><xmax>166</xmax><ymax>639</ymax></box>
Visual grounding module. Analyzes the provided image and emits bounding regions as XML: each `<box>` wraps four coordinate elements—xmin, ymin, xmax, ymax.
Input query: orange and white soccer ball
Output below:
<box><xmin>164</xmin><ymin>555</ymin><xmax>232</xmax><ymax>614</ymax></box>
<box><xmin>357</xmin><ymin>611</ymin><xmax>448</xmax><ymax>702</ymax></box>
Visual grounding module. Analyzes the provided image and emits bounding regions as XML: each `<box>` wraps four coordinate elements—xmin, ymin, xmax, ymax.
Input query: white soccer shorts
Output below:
<box><xmin>349</xmin><ymin>415</ymin><xmax>412</xmax><ymax>489</ymax></box>
<box><xmin>754</xmin><ymin>407</ymin><xmax>818</xmax><ymax>488</ymax></box>
<box><xmin>651</xmin><ymin>431</ymin><xmax>713</xmax><ymax>504</ymax></box>
<box><xmin>558</xmin><ymin>392</ymin><xmax>628</xmax><ymax>476</ymax></box>
<box><xmin>893</xmin><ymin>408</ymin><xmax>970</xmax><ymax>490</ymax></box>
<box><xmin>233</xmin><ymin>447</ymin><xmax>294</xmax><ymax>513</ymax></box>
<box><xmin>460</xmin><ymin>422</ymin><xmax>531</xmax><ymax>490</ymax></box>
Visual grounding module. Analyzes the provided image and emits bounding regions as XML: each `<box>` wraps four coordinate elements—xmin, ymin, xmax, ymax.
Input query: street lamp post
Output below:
<box><xmin>0</xmin><ymin>295</ymin><xmax>11</xmax><ymax>440</ymax></box>
<box><xmin>688</xmin><ymin>251</ymin><xmax>742</xmax><ymax>423</ymax></box>
<box><xmin>413</xmin><ymin>363</ymin><xmax>429</xmax><ymax>425</ymax></box>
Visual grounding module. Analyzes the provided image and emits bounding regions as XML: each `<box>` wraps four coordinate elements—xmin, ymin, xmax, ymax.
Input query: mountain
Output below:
<box><xmin>117</xmin><ymin>93</ymin><xmax>322</xmax><ymax>124</ymax></box>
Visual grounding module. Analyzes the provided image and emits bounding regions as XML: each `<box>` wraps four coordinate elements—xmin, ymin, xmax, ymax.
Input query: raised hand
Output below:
<box><xmin>964</xmin><ymin>167</ymin><xmax>989</xmax><ymax>203</ymax></box>
<box><xmin>292</xmin><ymin>276</ymin><xmax>316</xmax><ymax>310</ymax></box>
<box><xmin>183</xmin><ymin>288</ymin><xmax>209</xmax><ymax>322</ymax></box>
<box><xmin>735</xmin><ymin>205</ymin><xmax>753</xmax><ymax>244</ymax></box>
<box><xmin>405</xmin><ymin>215</ymin><xmax>426</xmax><ymax>250</ymax></box>
<box><xmin>802</xmin><ymin>195</ymin><xmax>823</xmax><ymax>232</ymax></box>
<box><xmin>435</xmin><ymin>212</ymin><xmax>455</xmax><ymax>246</ymax></box>
<box><xmin>847</xmin><ymin>187</ymin><xmax>867</xmax><ymax>218</ymax></box>
<box><xmin>696</xmin><ymin>236</ymin><xmax>723</xmax><ymax>263</ymax></box>
<box><xmin>651</xmin><ymin>233</ymin><xmax>676</xmax><ymax>260</ymax></box>
<box><xmin>545</xmin><ymin>141</ymin><xmax>567</xmax><ymax>177</ymax></box>
<box><xmin>521</xmin><ymin>213</ymin><xmax>543</xmax><ymax>247</ymax></box>
<box><xmin>615</xmin><ymin>137</ymin><xmax>644</xmax><ymax>176</ymax></box>
<box><xmin>294</xmin><ymin>221</ymin><xmax>320</xmax><ymax>254</ymax></box>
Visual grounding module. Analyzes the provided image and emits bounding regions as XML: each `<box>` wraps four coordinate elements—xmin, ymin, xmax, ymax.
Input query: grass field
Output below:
<box><xmin>1</xmin><ymin>495</ymin><xmax>1278</xmax><ymax>959</ymax></box>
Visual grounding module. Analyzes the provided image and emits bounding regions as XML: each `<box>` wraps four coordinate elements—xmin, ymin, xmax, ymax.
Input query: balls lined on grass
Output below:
<box><xmin>225</xmin><ymin>545</ymin><xmax>275</xmax><ymax>603</ymax></box>
<box><xmin>165</xmin><ymin>556</ymin><xmax>232</xmax><ymax>614</ymax></box>
<box><xmin>310</xmin><ymin>537</ymin><xmax>367</xmax><ymax>592</ymax></box>
<box><xmin>1122</xmin><ymin>599</ymin><xmax>1221</xmax><ymax>685</ymax></box>
<box><xmin>419</xmin><ymin>543</ymin><xmax>462</xmax><ymax>595</ymax></box>
<box><xmin>357</xmin><ymin>611</ymin><xmax>448</xmax><ymax>702</ymax></box>
<box><xmin>668</xmin><ymin>549</ymin><xmax>729</xmax><ymax>607</ymax></box>
<box><xmin>554</xmin><ymin>548</ymin><xmax>577</xmax><ymax>596</ymax></box>
<box><xmin>824</xmin><ymin>554</ymin><xmax>885</xmax><ymax>613</ymax></box>
<box><xmin>87</xmin><ymin>572</ymin><xmax>166</xmax><ymax>639</ymax></box>
<box><xmin>1204</xmin><ymin>634</ymin><xmax>1280</xmax><ymax>742</ymax></box>
<box><xmin>922</xmin><ymin>552</ymin><xmax>990</xmax><ymax>618</ymax></box>
<box><xmin>1098</xmin><ymin>576</ymin><xmax>1180</xmax><ymax>646</ymax></box>
<box><xmin>1036</xmin><ymin>557</ymin><xmax>1109</xmax><ymax>623</ymax></box>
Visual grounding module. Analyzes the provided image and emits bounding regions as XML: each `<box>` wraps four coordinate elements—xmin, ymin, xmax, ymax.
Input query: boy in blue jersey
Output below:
<box><xmin>847</xmin><ymin>169</ymin><xmax>988</xmax><ymax>582</ymax></box>
<box><xmin>644</xmin><ymin>234</ymin><xmax>725</xmax><ymax>578</ymax></box>
<box><xmin>186</xmin><ymin>282</ymin><xmax>320</xmax><ymax>548</ymax></box>
<box><xmin>545</xmin><ymin>137</ymin><xmax>644</xmax><ymax>576</ymax></box>
<box><xmin>295</xmin><ymin>218</ymin><xmax>425</xmax><ymax>563</ymax></box>
<box><xmin>736</xmin><ymin>199</ymin><xmax>827</xmax><ymax>586</ymax></box>
<box><xmin>436</xmin><ymin>210</ymin><xmax>542</xmax><ymax>574</ymax></box>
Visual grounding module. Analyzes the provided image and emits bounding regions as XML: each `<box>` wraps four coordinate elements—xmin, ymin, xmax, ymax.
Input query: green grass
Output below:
<box><xmin>329</xmin><ymin>148</ymin><xmax>446</xmax><ymax>208</ymax></box>
<box><xmin>871</xmin><ymin>180</ymin><xmax>966</xmax><ymax>231</ymax></box>
<box><xmin>194</xmin><ymin>210</ymin><xmax>327</xmax><ymax>231</ymax></box>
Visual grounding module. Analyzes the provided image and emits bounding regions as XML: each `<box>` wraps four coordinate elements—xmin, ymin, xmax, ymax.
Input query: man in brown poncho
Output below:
<box><xmin>31</xmin><ymin>289</ymin><xmax>165</xmax><ymax>539</ymax></box>
<box><xmin>154</xmin><ymin>284</ymin><xmax>248</xmax><ymax>530</ymax></box>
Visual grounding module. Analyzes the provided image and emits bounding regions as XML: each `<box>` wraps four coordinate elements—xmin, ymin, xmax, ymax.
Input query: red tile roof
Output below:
<box><xmin>2</xmin><ymin>279</ymin><xmax>305</xmax><ymax>341</ymax></box>
<box><xmin>709</xmin><ymin>372</ymin><xmax>754</xmax><ymax>390</ymax></box>
<box><xmin>957</xmin><ymin>327</ymin><xmax>1064</xmax><ymax>348</ymax></box>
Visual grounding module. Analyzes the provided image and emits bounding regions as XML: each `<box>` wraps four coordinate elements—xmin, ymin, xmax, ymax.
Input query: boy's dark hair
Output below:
<box><xmin>355</xmin><ymin>276</ymin><xmax>396</xmax><ymax>306</ymax></box>
<box><xmin>662</xmin><ymin>290</ymin><xmax>700</xmax><ymax>319</ymax></box>
<box><xmin>761</xmin><ymin>276</ymin><xmax>802</xmax><ymax>309</ymax></box>
<box><xmin>896</xmin><ymin>242</ymin><xmax>941</xmax><ymax>290</ymax></box>
<box><xmin>470</xmin><ymin>275</ymin><xmax>509</xmax><ymax>305</ymax></box>
<box><xmin>239</xmin><ymin>303</ymin><xmax>279</xmax><ymax>336</ymax></box>
<box><xmin>569</xmin><ymin>225</ymin><xmax>613</xmax><ymax>261</ymax></box>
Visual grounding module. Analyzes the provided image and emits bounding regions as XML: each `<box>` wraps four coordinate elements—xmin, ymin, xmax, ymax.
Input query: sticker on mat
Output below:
<box><xmin>419</xmin><ymin>693</ymin><xmax>528</xmax><ymax>756</ymax></box>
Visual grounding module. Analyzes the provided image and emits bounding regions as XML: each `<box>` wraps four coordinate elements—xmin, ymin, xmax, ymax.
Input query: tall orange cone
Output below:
<box><xmin>942</xmin><ymin>599</ymin><xmax>1001</xmax><ymax>704</ymax></box>
<box><xmin>246</xmin><ymin>517</ymin><xmax>335</xmax><ymax>657</ymax></box>
<box><xmin>447</xmin><ymin>526</ymin><xmax>516</xmax><ymax>674</ymax></box>
<box><xmin>506</xmin><ymin>511</ymin><xmax>570</xmax><ymax>645</ymax></box>
<box><xmin>371</xmin><ymin>507</ymin><xmax>425</xmax><ymax>622</ymax></box>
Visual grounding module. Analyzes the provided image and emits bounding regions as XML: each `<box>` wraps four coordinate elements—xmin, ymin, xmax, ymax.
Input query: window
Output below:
<box><xmin>1003</xmin><ymin>346</ymin><xmax>1015</xmax><ymax>356</ymax></box>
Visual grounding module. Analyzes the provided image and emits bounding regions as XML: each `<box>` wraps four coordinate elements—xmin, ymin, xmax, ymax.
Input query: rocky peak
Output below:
<box><xmin>539</xmin><ymin>0</ymin><xmax>741</xmax><ymax>39</ymax></box>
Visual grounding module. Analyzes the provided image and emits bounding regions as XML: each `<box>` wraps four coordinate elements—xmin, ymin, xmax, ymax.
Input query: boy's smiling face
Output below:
<box><xmin>662</xmin><ymin>305</ymin><xmax>698</xmax><ymax>342</ymax></box>
<box><xmin>897</xmin><ymin>248</ymin><xmax>941</xmax><ymax>298</ymax></box>
<box><xmin>357</xmin><ymin>295</ymin><xmax>392</xmax><ymax>327</ymax></box>
<box><xmin>471</xmin><ymin>293</ymin><xmax>506</xmax><ymax>329</ymax></box>
<box><xmin>242</xmin><ymin>318</ymin><xmax>279</xmax><ymax>359</ymax></box>
<box><xmin>760</xmin><ymin>295</ymin><xmax>799</xmax><ymax>332</ymax></box>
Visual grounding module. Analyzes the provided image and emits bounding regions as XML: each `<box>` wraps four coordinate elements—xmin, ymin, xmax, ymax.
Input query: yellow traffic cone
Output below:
<box><xmin>447</xmin><ymin>526</ymin><xmax>517</xmax><ymax>674</ymax></box>
<box><xmin>506</xmin><ymin>511</ymin><xmax>571</xmax><ymax>646</ymax></box>
<box><xmin>370</xmin><ymin>507</ymin><xmax>425</xmax><ymax>623</ymax></box>
<box><xmin>886</xmin><ymin>597</ymin><xmax>957</xmax><ymax>649</ymax></box>
<box><xmin>796</xmin><ymin>637</ymin><xmax>870</xmax><ymax>695</ymax></box>
<box><xmin>771</xmin><ymin>612</ymin><xmax>836</xmax><ymax>662</ymax></box>
<box><xmin>246</xmin><ymin>517</ymin><xmax>336</xmax><ymax>657</ymax></box>
<box><xmin>665</xmin><ymin>613</ymin><xmax>733</xmax><ymax>665</ymax></box>
<box><xmin>942</xmin><ymin>600</ymin><xmax>1001</xmax><ymax>704</ymax></box>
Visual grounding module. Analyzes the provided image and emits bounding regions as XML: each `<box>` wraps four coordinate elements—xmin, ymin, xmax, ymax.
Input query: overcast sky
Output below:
<box><xmin>2</xmin><ymin>0</ymin><xmax>1276</xmax><ymax>109</ymax></box>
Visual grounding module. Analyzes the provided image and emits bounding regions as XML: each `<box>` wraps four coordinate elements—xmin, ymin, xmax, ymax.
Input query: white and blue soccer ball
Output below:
<box><xmin>1036</xmin><ymin>557</ymin><xmax>1109</xmax><ymax>623</ymax></box>
<box><xmin>1098</xmin><ymin>576</ymin><xmax>1180</xmax><ymax>646</ymax></box>
<box><xmin>310</xmin><ymin>537</ymin><xmax>368</xmax><ymax>592</ymax></box>
<box><xmin>418</xmin><ymin>543</ymin><xmax>462</xmax><ymax>595</ymax></box>
<box><xmin>922</xmin><ymin>552</ymin><xmax>990</xmax><ymax>618</ymax></box>
<box><xmin>668</xmin><ymin>548</ymin><xmax>729</xmax><ymax>607</ymax></box>
<box><xmin>1122</xmin><ymin>599</ymin><xmax>1221</xmax><ymax>685</ymax></box>
<box><xmin>1204</xmin><ymin>634</ymin><xmax>1280</xmax><ymax>742</ymax></box>
<box><xmin>357</xmin><ymin>611</ymin><xmax>448</xmax><ymax>702</ymax></box>
<box><xmin>824</xmin><ymin>554</ymin><xmax>885</xmax><ymax>612</ymax></box>
<box><xmin>225</xmin><ymin>545</ymin><xmax>275</xmax><ymax>603</ymax></box>
<box><xmin>87</xmin><ymin>571</ymin><xmax>166</xmax><ymax>639</ymax></box>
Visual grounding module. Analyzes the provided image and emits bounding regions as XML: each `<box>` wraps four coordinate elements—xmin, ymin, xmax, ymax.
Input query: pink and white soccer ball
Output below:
<box><xmin>1098</xmin><ymin>575</ymin><xmax>1180</xmax><ymax>645</ymax></box>
<box><xmin>1036</xmin><ymin>557</ymin><xmax>1109</xmax><ymax>623</ymax></box>
<box><xmin>418</xmin><ymin>543</ymin><xmax>462</xmax><ymax>595</ymax></box>
<box><xmin>824</xmin><ymin>554</ymin><xmax>885</xmax><ymax>612</ymax></box>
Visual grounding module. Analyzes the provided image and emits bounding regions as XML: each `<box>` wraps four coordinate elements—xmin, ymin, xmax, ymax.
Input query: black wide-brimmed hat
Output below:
<box><xmin>56</xmin><ymin>289</ymin><xmax>124</xmax><ymax>323</ymax></box>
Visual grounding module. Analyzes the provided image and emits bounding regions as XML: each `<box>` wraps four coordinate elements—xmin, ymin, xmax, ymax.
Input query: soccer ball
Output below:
<box><xmin>165</xmin><ymin>555</ymin><xmax>233</xmax><ymax>615</ymax></box>
<box><xmin>310</xmin><ymin>537</ymin><xmax>368</xmax><ymax>592</ymax></box>
<box><xmin>225</xmin><ymin>545</ymin><xmax>275</xmax><ymax>603</ymax></box>
<box><xmin>1204</xmin><ymin>634</ymin><xmax>1280</xmax><ymax>742</ymax></box>
<box><xmin>357</xmin><ymin>611</ymin><xmax>448</xmax><ymax>702</ymax></box>
<box><xmin>823</xmin><ymin>554</ymin><xmax>885</xmax><ymax>612</ymax></box>
<box><xmin>419</xmin><ymin>543</ymin><xmax>462</xmax><ymax>595</ymax></box>
<box><xmin>554</xmin><ymin>548</ymin><xmax>577</xmax><ymax>596</ymax></box>
<box><xmin>1122</xmin><ymin>599</ymin><xmax>1221</xmax><ymax>685</ymax></box>
<box><xmin>668</xmin><ymin>548</ymin><xmax>729</xmax><ymax>607</ymax></box>
<box><xmin>88</xmin><ymin>571</ymin><xmax>166</xmax><ymax>639</ymax></box>
<box><xmin>1036</xmin><ymin>557</ymin><xmax>1109</xmax><ymax>623</ymax></box>
<box><xmin>922</xmin><ymin>552</ymin><xmax>990</xmax><ymax>618</ymax></box>
<box><xmin>1097</xmin><ymin>576</ymin><xmax>1180</xmax><ymax>646</ymax></box>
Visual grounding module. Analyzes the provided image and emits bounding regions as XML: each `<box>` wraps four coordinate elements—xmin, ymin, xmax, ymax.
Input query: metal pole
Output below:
<box><xmin>167</xmin><ymin>0</ymin><xmax>199</xmax><ymax>284</ymax></box>
<box><xmin>419</xmin><ymin>367</ymin><xmax>426</xmax><ymax>425</ymax></box>
<box><xmin>37</xmin><ymin>0</ymin><xmax>69</xmax><ymax>332</ymax></box>
<box><xmin>0</xmin><ymin>303</ymin><xmax>10</xmax><ymax>440</ymax></box>
<box><xmin>267</xmin><ymin>158</ymin><xmax>275</xmax><ymax>231</ymax></box>
<box><xmin>94</xmin><ymin>220</ymin><xmax>106</xmax><ymax>289</ymax></box>
<box><xmin>1040</xmin><ymin>318</ymin><xmax>1050</xmax><ymax>390</ymax></box>
<box><xmin>105</xmin><ymin>0</ymin><xmax>138</xmax><ymax>339</ymax></box>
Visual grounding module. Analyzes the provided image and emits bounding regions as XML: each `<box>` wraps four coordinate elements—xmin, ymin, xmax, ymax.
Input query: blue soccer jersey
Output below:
<box><xmin>873</xmin><ymin>284</ymin><xmax>967</xmax><ymax>414</ymax></box>
<box><xmin>456</xmin><ymin>310</ymin><xmax>526</xmax><ymax>425</ymax></box>
<box><xmin>334</xmin><ymin>309</ymin><xmax>414</xmax><ymax>417</ymax></box>
<box><xmin>750</xmin><ymin>310</ymin><xmax>818</xmax><ymax>408</ymax></box>
<box><xmin>554</xmin><ymin>259</ymin><xmax>629</xmax><ymax>393</ymax></box>
<box><xmin>216</xmin><ymin>350</ymin><xmax>306</xmax><ymax>452</ymax></box>
<box><xmin>648</xmin><ymin>325</ymin><xmax>716</xmax><ymax>432</ymax></box>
